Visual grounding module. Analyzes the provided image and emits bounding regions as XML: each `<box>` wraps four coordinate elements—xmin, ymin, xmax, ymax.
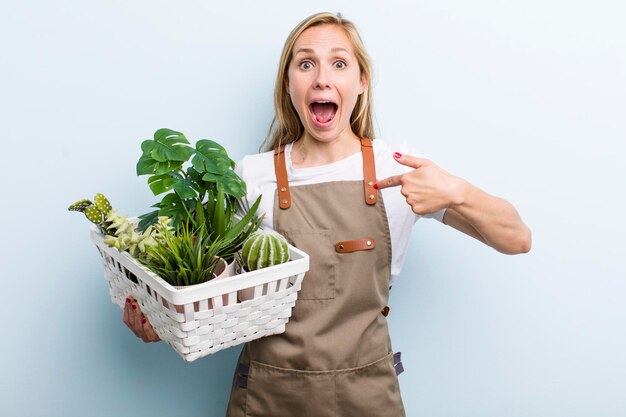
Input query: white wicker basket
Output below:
<box><xmin>90</xmin><ymin>226</ymin><xmax>309</xmax><ymax>362</ymax></box>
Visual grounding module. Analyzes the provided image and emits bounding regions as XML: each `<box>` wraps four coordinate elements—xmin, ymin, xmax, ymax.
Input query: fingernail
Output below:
<box><xmin>126</xmin><ymin>297</ymin><xmax>131</xmax><ymax>304</ymax></box>
<box><xmin>373</xmin><ymin>183</ymin><xmax>379</xmax><ymax>190</ymax></box>
<box><xmin>141</xmin><ymin>318</ymin><xmax>147</xmax><ymax>324</ymax></box>
<box><xmin>132</xmin><ymin>304</ymin><xmax>137</xmax><ymax>310</ymax></box>
<box><xmin>394</xmin><ymin>152</ymin><xmax>402</xmax><ymax>159</ymax></box>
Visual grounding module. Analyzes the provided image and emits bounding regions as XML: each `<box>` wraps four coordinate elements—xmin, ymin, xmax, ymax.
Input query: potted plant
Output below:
<box><xmin>135</xmin><ymin>128</ymin><xmax>263</xmax><ymax>272</ymax></box>
<box><xmin>238</xmin><ymin>230</ymin><xmax>291</xmax><ymax>301</ymax></box>
<box><xmin>70</xmin><ymin>128</ymin><xmax>310</xmax><ymax>362</ymax></box>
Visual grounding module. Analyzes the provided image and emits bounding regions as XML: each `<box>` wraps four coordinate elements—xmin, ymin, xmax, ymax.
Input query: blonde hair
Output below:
<box><xmin>261</xmin><ymin>12</ymin><xmax>375</xmax><ymax>152</ymax></box>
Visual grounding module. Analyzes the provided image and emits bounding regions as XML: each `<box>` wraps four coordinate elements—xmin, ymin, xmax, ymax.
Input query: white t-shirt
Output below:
<box><xmin>235</xmin><ymin>139</ymin><xmax>446</xmax><ymax>284</ymax></box>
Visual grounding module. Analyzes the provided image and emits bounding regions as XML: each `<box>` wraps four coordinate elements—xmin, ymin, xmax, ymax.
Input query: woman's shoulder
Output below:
<box><xmin>238</xmin><ymin>148</ymin><xmax>275</xmax><ymax>167</ymax></box>
<box><xmin>373</xmin><ymin>137</ymin><xmax>426</xmax><ymax>157</ymax></box>
<box><xmin>372</xmin><ymin>138</ymin><xmax>426</xmax><ymax>175</ymax></box>
<box><xmin>234</xmin><ymin>148</ymin><xmax>275</xmax><ymax>180</ymax></box>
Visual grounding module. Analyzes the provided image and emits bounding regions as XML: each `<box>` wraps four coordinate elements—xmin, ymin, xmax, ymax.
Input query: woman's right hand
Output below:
<box><xmin>123</xmin><ymin>296</ymin><xmax>161</xmax><ymax>343</ymax></box>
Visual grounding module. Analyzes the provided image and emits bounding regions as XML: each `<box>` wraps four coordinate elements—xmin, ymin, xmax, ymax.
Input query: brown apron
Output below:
<box><xmin>226</xmin><ymin>138</ymin><xmax>405</xmax><ymax>417</ymax></box>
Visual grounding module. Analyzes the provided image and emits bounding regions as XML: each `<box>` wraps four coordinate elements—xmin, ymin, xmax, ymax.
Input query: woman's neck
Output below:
<box><xmin>291</xmin><ymin>131</ymin><xmax>362</xmax><ymax>168</ymax></box>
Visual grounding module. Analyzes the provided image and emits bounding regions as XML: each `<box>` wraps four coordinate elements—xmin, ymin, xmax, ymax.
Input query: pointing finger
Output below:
<box><xmin>374</xmin><ymin>174</ymin><xmax>402</xmax><ymax>190</ymax></box>
<box><xmin>393</xmin><ymin>152</ymin><xmax>427</xmax><ymax>169</ymax></box>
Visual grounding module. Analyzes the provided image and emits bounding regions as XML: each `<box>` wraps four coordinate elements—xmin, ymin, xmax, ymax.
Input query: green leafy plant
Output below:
<box><xmin>136</xmin><ymin>128</ymin><xmax>263</xmax><ymax>261</ymax></box>
<box><xmin>140</xmin><ymin>218</ymin><xmax>228</xmax><ymax>286</ymax></box>
<box><xmin>69</xmin><ymin>130</ymin><xmax>268</xmax><ymax>288</ymax></box>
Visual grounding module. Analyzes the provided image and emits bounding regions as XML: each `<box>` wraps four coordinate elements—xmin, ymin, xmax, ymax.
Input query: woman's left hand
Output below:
<box><xmin>375</xmin><ymin>152</ymin><xmax>463</xmax><ymax>215</ymax></box>
<box><xmin>376</xmin><ymin>151</ymin><xmax>532</xmax><ymax>254</ymax></box>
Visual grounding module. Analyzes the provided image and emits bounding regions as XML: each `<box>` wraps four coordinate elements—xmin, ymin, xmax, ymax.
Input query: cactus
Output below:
<box><xmin>68</xmin><ymin>194</ymin><xmax>136</xmax><ymax>237</ymax></box>
<box><xmin>68</xmin><ymin>194</ymin><xmax>115</xmax><ymax>233</ymax></box>
<box><xmin>241</xmin><ymin>230</ymin><xmax>289</xmax><ymax>271</ymax></box>
<box><xmin>85</xmin><ymin>205</ymin><xmax>105</xmax><ymax>225</ymax></box>
<box><xmin>70</xmin><ymin>194</ymin><xmax>170</xmax><ymax>258</ymax></box>
<box><xmin>94</xmin><ymin>193</ymin><xmax>112</xmax><ymax>214</ymax></box>
<box><xmin>68</xmin><ymin>199</ymin><xmax>93</xmax><ymax>213</ymax></box>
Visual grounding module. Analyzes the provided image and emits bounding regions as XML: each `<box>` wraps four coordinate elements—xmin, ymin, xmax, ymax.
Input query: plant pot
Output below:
<box><xmin>223</xmin><ymin>255</ymin><xmax>237</xmax><ymax>278</ymax></box>
<box><xmin>238</xmin><ymin>264</ymin><xmax>270</xmax><ymax>302</ymax></box>
<box><xmin>162</xmin><ymin>257</ymin><xmax>236</xmax><ymax>313</ymax></box>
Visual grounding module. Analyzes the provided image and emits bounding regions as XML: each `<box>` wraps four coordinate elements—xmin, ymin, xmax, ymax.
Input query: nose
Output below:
<box><xmin>313</xmin><ymin>66</ymin><xmax>331</xmax><ymax>90</ymax></box>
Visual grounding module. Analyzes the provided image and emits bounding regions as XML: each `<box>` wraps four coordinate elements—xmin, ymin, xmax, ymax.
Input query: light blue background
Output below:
<box><xmin>2</xmin><ymin>1</ymin><xmax>625</xmax><ymax>416</ymax></box>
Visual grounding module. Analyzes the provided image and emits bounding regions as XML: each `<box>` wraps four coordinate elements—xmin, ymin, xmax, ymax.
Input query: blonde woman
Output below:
<box><xmin>124</xmin><ymin>12</ymin><xmax>531</xmax><ymax>416</ymax></box>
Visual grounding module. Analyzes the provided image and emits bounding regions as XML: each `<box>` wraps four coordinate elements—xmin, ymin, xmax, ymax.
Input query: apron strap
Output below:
<box><xmin>360</xmin><ymin>138</ymin><xmax>378</xmax><ymax>205</ymax></box>
<box><xmin>273</xmin><ymin>138</ymin><xmax>378</xmax><ymax>209</ymax></box>
<box><xmin>393</xmin><ymin>352</ymin><xmax>405</xmax><ymax>376</ymax></box>
<box><xmin>236</xmin><ymin>363</ymin><xmax>250</xmax><ymax>388</ymax></box>
<box><xmin>274</xmin><ymin>145</ymin><xmax>292</xmax><ymax>209</ymax></box>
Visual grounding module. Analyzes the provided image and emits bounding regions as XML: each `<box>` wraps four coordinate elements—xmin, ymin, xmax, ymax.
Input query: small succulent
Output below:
<box><xmin>68</xmin><ymin>193</ymin><xmax>115</xmax><ymax>234</ymax></box>
<box><xmin>241</xmin><ymin>230</ymin><xmax>290</xmax><ymax>271</ymax></box>
<box><xmin>69</xmin><ymin>194</ymin><xmax>167</xmax><ymax>258</ymax></box>
<box><xmin>105</xmin><ymin>210</ymin><xmax>133</xmax><ymax>236</ymax></box>
<box><xmin>102</xmin><ymin>214</ymin><xmax>170</xmax><ymax>258</ymax></box>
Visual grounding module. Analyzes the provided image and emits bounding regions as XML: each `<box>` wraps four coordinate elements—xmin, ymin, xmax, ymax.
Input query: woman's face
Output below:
<box><xmin>286</xmin><ymin>24</ymin><xmax>366</xmax><ymax>143</ymax></box>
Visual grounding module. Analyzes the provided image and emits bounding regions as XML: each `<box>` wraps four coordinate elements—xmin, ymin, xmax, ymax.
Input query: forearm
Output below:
<box><xmin>447</xmin><ymin>178</ymin><xmax>532</xmax><ymax>254</ymax></box>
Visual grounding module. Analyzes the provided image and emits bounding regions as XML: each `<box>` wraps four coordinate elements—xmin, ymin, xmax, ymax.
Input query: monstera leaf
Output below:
<box><xmin>146</xmin><ymin>172</ymin><xmax>198</xmax><ymax>199</ymax></box>
<box><xmin>201</xmin><ymin>170</ymin><xmax>246</xmax><ymax>198</ymax></box>
<box><xmin>137</xmin><ymin>129</ymin><xmax>194</xmax><ymax>176</ymax></box>
<box><xmin>143</xmin><ymin>129</ymin><xmax>194</xmax><ymax>162</ymax></box>
<box><xmin>191</xmin><ymin>139</ymin><xmax>233</xmax><ymax>175</ymax></box>
<box><xmin>137</xmin><ymin>154</ymin><xmax>184</xmax><ymax>176</ymax></box>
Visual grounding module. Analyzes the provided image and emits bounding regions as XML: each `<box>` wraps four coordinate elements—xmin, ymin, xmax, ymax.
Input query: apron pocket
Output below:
<box><xmin>282</xmin><ymin>229</ymin><xmax>337</xmax><ymax>300</ymax></box>
<box><xmin>335</xmin><ymin>353</ymin><xmax>405</xmax><ymax>417</ymax></box>
<box><xmin>245</xmin><ymin>361</ymin><xmax>336</xmax><ymax>417</ymax></box>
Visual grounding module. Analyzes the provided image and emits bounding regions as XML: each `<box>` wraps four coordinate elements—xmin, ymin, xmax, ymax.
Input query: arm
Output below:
<box><xmin>441</xmin><ymin>178</ymin><xmax>531</xmax><ymax>254</ymax></box>
<box><xmin>376</xmin><ymin>152</ymin><xmax>531</xmax><ymax>255</ymax></box>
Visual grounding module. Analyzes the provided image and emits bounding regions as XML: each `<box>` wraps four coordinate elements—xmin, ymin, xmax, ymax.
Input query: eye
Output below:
<box><xmin>299</xmin><ymin>60</ymin><xmax>313</xmax><ymax>70</ymax></box>
<box><xmin>334</xmin><ymin>60</ymin><xmax>347</xmax><ymax>69</ymax></box>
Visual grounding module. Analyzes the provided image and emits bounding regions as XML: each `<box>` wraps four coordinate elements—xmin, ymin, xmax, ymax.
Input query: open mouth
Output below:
<box><xmin>309</xmin><ymin>100</ymin><xmax>338</xmax><ymax>126</ymax></box>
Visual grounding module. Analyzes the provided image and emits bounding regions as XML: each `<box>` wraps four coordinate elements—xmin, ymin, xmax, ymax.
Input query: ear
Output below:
<box><xmin>358</xmin><ymin>73</ymin><xmax>367</xmax><ymax>95</ymax></box>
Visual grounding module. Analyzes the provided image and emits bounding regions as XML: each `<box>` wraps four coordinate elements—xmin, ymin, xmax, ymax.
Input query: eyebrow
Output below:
<box><xmin>294</xmin><ymin>47</ymin><xmax>351</xmax><ymax>55</ymax></box>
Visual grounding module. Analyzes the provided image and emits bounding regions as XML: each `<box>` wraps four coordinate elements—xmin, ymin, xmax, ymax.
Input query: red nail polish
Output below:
<box><xmin>132</xmin><ymin>304</ymin><xmax>137</xmax><ymax>310</ymax></box>
<box><xmin>373</xmin><ymin>183</ymin><xmax>379</xmax><ymax>190</ymax></box>
<box><xmin>394</xmin><ymin>152</ymin><xmax>402</xmax><ymax>159</ymax></box>
<box><xmin>141</xmin><ymin>318</ymin><xmax>147</xmax><ymax>324</ymax></box>
<box><xmin>126</xmin><ymin>297</ymin><xmax>131</xmax><ymax>304</ymax></box>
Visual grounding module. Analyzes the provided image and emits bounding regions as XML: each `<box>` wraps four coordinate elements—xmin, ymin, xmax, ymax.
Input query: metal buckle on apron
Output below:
<box><xmin>236</xmin><ymin>363</ymin><xmax>250</xmax><ymax>388</ymax></box>
<box><xmin>393</xmin><ymin>352</ymin><xmax>404</xmax><ymax>376</ymax></box>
